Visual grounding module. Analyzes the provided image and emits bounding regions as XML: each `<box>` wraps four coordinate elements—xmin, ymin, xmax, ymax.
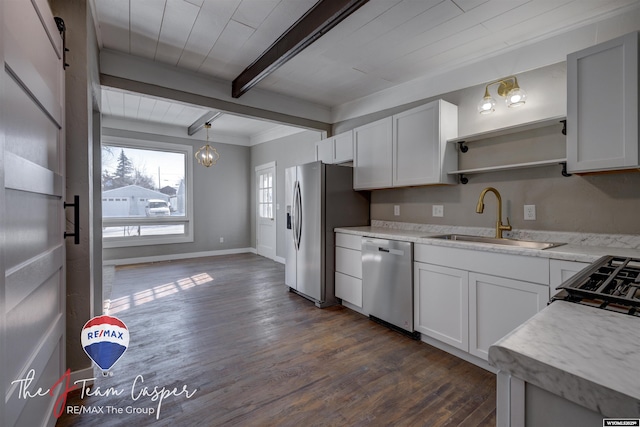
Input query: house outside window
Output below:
<box><xmin>101</xmin><ymin>137</ymin><xmax>193</xmax><ymax>248</ymax></box>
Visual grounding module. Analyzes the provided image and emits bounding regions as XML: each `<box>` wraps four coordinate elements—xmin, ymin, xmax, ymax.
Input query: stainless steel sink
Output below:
<box><xmin>427</xmin><ymin>234</ymin><xmax>565</xmax><ymax>250</ymax></box>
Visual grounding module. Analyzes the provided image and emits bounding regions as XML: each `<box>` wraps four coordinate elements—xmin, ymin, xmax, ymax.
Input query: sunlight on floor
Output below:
<box><xmin>106</xmin><ymin>272</ymin><xmax>214</xmax><ymax>315</ymax></box>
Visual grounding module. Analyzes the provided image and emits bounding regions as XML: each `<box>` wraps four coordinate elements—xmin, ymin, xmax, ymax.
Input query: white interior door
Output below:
<box><xmin>1</xmin><ymin>1</ymin><xmax>66</xmax><ymax>426</ymax></box>
<box><xmin>256</xmin><ymin>162</ymin><xmax>276</xmax><ymax>260</ymax></box>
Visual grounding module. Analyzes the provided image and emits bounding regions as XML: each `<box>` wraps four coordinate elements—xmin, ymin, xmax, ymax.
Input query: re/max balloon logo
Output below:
<box><xmin>81</xmin><ymin>315</ymin><xmax>130</xmax><ymax>374</ymax></box>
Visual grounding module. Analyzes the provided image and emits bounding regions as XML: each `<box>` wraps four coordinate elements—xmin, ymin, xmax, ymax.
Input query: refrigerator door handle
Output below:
<box><xmin>292</xmin><ymin>181</ymin><xmax>298</xmax><ymax>249</ymax></box>
<box><xmin>295</xmin><ymin>181</ymin><xmax>302</xmax><ymax>250</ymax></box>
<box><xmin>292</xmin><ymin>181</ymin><xmax>300</xmax><ymax>250</ymax></box>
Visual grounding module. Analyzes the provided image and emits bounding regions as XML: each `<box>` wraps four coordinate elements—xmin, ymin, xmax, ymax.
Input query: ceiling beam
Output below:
<box><xmin>231</xmin><ymin>0</ymin><xmax>369</xmax><ymax>99</ymax></box>
<box><xmin>188</xmin><ymin>111</ymin><xmax>223</xmax><ymax>136</ymax></box>
<box><xmin>100</xmin><ymin>74</ymin><xmax>331</xmax><ymax>133</ymax></box>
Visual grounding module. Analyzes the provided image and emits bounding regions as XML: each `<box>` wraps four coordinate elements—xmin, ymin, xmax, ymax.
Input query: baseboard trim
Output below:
<box><xmin>103</xmin><ymin>247</ymin><xmax>257</xmax><ymax>266</ymax></box>
<box><xmin>274</xmin><ymin>256</ymin><xmax>285</xmax><ymax>264</ymax></box>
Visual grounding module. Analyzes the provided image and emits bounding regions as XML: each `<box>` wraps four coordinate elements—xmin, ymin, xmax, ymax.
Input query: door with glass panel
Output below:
<box><xmin>256</xmin><ymin>162</ymin><xmax>276</xmax><ymax>260</ymax></box>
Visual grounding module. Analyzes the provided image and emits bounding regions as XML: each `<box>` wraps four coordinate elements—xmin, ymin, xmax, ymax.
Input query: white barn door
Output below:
<box><xmin>1</xmin><ymin>1</ymin><xmax>66</xmax><ymax>426</ymax></box>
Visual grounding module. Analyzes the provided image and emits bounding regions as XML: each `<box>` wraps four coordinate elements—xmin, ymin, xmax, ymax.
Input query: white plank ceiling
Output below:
<box><xmin>94</xmin><ymin>0</ymin><xmax>639</xmax><ymax>136</ymax></box>
<box><xmin>101</xmin><ymin>87</ymin><xmax>292</xmax><ymax>140</ymax></box>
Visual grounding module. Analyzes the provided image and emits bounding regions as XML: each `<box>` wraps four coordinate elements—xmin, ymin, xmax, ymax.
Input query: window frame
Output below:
<box><xmin>258</xmin><ymin>169</ymin><xmax>274</xmax><ymax>220</ymax></box>
<box><xmin>101</xmin><ymin>136</ymin><xmax>194</xmax><ymax>248</ymax></box>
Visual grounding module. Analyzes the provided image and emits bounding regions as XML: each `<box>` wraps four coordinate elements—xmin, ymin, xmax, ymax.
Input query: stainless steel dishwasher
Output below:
<box><xmin>362</xmin><ymin>237</ymin><xmax>418</xmax><ymax>339</ymax></box>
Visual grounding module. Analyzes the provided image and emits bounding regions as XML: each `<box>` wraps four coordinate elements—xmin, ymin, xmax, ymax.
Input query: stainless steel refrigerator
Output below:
<box><xmin>285</xmin><ymin>161</ymin><xmax>369</xmax><ymax>308</ymax></box>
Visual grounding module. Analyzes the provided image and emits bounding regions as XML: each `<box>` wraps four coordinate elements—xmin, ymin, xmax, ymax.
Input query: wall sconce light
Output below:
<box><xmin>477</xmin><ymin>75</ymin><xmax>527</xmax><ymax>114</ymax></box>
<box><xmin>195</xmin><ymin>123</ymin><xmax>220</xmax><ymax>167</ymax></box>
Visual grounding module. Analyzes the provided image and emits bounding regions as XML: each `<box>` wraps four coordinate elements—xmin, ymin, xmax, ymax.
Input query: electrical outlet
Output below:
<box><xmin>220</xmin><ymin>237</ymin><xmax>224</xmax><ymax>243</ymax></box>
<box><xmin>432</xmin><ymin>205</ymin><xmax>444</xmax><ymax>217</ymax></box>
<box><xmin>524</xmin><ymin>205</ymin><xmax>536</xmax><ymax>221</ymax></box>
<box><xmin>394</xmin><ymin>205</ymin><xmax>400</xmax><ymax>216</ymax></box>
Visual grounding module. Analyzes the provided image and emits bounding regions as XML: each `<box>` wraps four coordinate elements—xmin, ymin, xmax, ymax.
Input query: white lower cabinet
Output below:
<box><xmin>550</xmin><ymin>259</ymin><xmax>591</xmax><ymax>290</ymax></box>
<box><xmin>414</xmin><ymin>243</ymin><xmax>551</xmax><ymax>362</ymax></box>
<box><xmin>414</xmin><ymin>262</ymin><xmax>468</xmax><ymax>351</ymax></box>
<box><xmin>335</xmin><ymin>233</ymin><xmax>364</xmax><ymax>312</ymax></box>
<box><xmin>469</xmin><ymin>273</ymin><xmax>549</xmax><ymax>360</ymax></box>
<box><xmin>335</xmin><ymin>272</ymin><xmax>362</xmax><ymax>307</ymax></box>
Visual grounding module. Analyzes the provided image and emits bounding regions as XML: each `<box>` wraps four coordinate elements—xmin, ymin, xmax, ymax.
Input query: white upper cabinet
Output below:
<box><xmin>333</xmin><ymin>131</ymin><xmax>354</xmax><ymax>163</ymax></box>
<box><xmin>353</xmin><ymin>116</ymin><xmax>393</xmax><ymax>189</ymax></box>
<box><xmin>315</xmin><ymin>130</ymin><xmax>354</xmax><ymax>164</ymax></box>
<box><xmin>315</xmin><ymin>138</ymin><xmax>333</xmax><ymax>163</ymax></box>
<box><xmin>567</xmin><ymin>32</ymin><xmax>639</xmax><ymax>173</ymax></box>
<box><xmin>393</xmin><ymin>100</ymin><xmax>458</xmax><ymax>186</ymax></box>
<box><xmin>353</xmin><ymin>100</ymin><xmax>458</xmax><ymax>190</ymax></box>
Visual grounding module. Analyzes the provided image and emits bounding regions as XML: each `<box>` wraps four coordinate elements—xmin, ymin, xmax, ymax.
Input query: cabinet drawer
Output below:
<box><xmin>335</xmin><ymin>233</ymin><xmax>362</xmax><ymax>251</ymax></box>
<box><xmin>336</xmin><ymin>247</ymin><xmax>362</xmax><ymax>279</ymax></box>
<box><xmin>335</xmin><ymin>272</ymin><xmax>362</xmax><ymax>307</ymax></box>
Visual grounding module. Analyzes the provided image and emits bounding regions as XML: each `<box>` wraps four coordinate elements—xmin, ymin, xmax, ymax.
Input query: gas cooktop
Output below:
<box><xmin>552</xmin><ymin>255</ymin><xmax>640</xmax><ymax>317</ymax></box>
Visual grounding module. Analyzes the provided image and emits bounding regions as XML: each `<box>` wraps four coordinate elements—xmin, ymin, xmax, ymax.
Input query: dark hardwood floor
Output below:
<box><xmin>56</xmin><ymin>254</ymin><xmax>495</xmax><ymax>427</ymax></box>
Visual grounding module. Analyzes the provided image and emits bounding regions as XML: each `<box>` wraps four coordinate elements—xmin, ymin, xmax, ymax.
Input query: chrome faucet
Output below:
<box><xmin>476</xmin><ymin>187</ymin><xmax>512</xmax><ymax>239</ymax></box>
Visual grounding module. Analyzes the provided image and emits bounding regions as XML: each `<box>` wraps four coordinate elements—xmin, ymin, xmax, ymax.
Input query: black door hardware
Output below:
<box><xmin>64</xmin><ymin>195</ymin><xmax>80</xmax><ymax>244</ymax></box>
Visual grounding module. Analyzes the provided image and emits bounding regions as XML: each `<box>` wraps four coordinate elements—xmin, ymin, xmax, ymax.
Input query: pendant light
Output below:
<box><xmin>195</xmin><ymin>123</ymin><xmax>220</xmax><ymax>167</ymax></box>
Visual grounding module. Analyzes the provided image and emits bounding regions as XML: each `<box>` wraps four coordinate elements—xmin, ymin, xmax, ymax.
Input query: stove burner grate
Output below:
<box><xmin>552</xmin><ymin>256</ymin><xmax>640</xmax><ymax>316</ymax></box>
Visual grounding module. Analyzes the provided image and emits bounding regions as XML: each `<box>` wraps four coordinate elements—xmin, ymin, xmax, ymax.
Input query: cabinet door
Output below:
<box><xmin>549</xmin><ymin>259</ymin><xmax>590</xmax><ymax>291</ymax></box>
<box><xmin>333</xmin><ymin>131</ymin><xmax>353</xmax><ymax>163</ymax></box>
<box><xmin>414</xmin><ymin>262</ymin><xmax>469</xmax><ymax>351</ymax></box>
<box><xmin>315</xmin><ymin>138</ymin><xmax>333</xmax><ymax>163</ymax></box>
<box><xmin>567</xmin><ymin>32</ymin><xmax>639</xmax><ymax>173</ymax></box>
<box><xmin>393</xmin><ymin>100</ymin><xmax>458</xmax><ymax>186</ymax></box>
<box><xmin>393</xmin><ymin>102</ymin><xmax>440</xmax><ymax>186</ymax></box>
<box><xmin>469</xmin><ymin>273</ymin><xmax>549</xmax><ymax>360</ymax></box>
<box><xmin>353</xmin><ymin>117</ymin><xmax>393</xmax><ymax>189</ymax></box>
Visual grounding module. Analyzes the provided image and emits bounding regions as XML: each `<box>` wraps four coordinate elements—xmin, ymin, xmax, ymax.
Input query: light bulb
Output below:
<box><xmin>477</xmin><ymin>96</ymin><xmax>496</xmax><ymax>114</ymax></box>
<box><xmin>506</xmin><ymin>87</ymin><xmax>526</xmax><ymax>108</ymax></box>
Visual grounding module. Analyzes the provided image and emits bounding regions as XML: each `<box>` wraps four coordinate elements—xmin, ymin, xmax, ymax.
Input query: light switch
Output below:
<box><xmin>394</xmin><ymin>205</ymin><xmax>400</xmax><ymax>216</ymax></box>
<box><xmin>432</xmin><ymin>205</ymin><xmax>444</xmax><ymax>217</ymax></box>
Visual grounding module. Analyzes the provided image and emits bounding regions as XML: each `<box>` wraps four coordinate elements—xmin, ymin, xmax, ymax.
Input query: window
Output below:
<box><xmin>258</xmin><ymin>170</ymin><xmax>273</xmax><ymax>219</ymax></box>
<box><xmin>101</xmin><ymin>137</ymin><xmax>193</xmax><ymax>248</ymax></box>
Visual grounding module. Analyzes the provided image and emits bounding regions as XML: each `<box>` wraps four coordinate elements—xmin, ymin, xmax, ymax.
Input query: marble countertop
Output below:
<box><xmin>335</xmin><ymin>221</ymin><xmax>640</xmax><ymax>263</ymax></box>
<box><xmin>488</xmin><ymin>301</ymin><xmax>640</xmax><ymax>417</ymax></box>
